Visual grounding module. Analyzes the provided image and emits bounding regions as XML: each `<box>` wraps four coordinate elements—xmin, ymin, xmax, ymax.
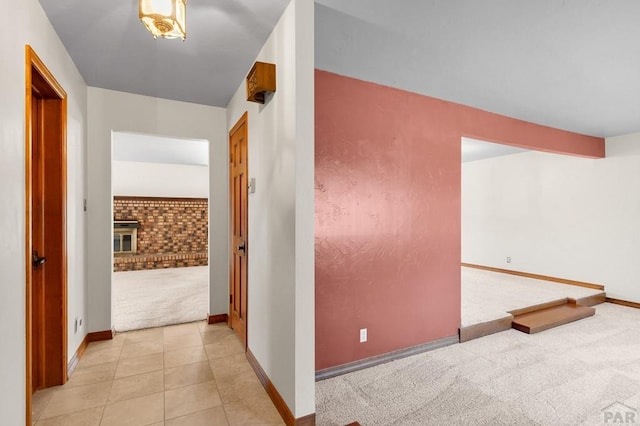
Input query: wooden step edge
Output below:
<box><xmin>511</xmin><ymin>322</ymin><xmax>532</xmax><ymax>334</ymax></box>
<box><xmin>574</xmin><ymin>292</ymin><xmax>606</xmax><ymax>307</ymax></box>
<box><xmin>459</xmin><ymin>315</ymin><xmax>513</xmax><ymax>342</ymax></box>
<box><xmin>513</xmin><ymin>305</ymin><xmax>595</xmax><ymax>334</ymax></box>
<box><xmin>527</xmin><ymin>306</ymin><xmax>595</xmax><ymax>333</ymax></box>
<box><xmin>514</xmin><ymin>302</ymin><xmax>592</xmax><ymax>322</ymax></box>
<box><xmin>509</xmin><ymin>298</ymin><xmax>569</xmax><ymax>317</ymax></box>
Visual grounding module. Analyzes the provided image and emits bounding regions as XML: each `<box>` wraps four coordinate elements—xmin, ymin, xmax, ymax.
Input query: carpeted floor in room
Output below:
<box><xmin>316</xmin><ymin>303</ymin><xmax>640</xmax><ymax>425</ymax></box>
<box><xmin>112</xmin><ymin>266</ymin><xmax>209</xmax><ymax>332</ymax></box>
<box><xmin>461</xmin><ymin>266</ymin><xmax>603</xmax><ymax>326</ymax></box>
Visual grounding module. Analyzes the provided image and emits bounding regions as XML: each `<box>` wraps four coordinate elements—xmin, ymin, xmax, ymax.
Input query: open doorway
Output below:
<box><xmin>460</xmin><ymin>137</ymin><xmax>605</xmax><ymax>341</ymax></box>
<box><xmin>110</xmin><ymin>132</ymin><xmax>210</xmax><ymax>331</ymax></box>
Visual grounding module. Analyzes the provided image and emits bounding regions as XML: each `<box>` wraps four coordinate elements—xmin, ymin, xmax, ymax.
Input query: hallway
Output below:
<box><xmin>32</xmin><ymin>321</ymin><xmax>283</xmax><ymax>425</ymax></box>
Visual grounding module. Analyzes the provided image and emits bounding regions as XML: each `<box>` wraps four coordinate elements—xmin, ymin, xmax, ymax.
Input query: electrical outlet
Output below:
<box><xmin>506</xmin><ymin>256</ymin><xmax>511</xmax><ymax>263</ymax></box>
<box><xmin>360</xmin><ymin>328</ymin><xmax>367</xmax><ymax>343</ymax></box>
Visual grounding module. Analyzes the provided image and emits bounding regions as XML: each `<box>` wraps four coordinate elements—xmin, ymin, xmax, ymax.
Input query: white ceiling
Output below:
<box><xmin>113</xmin><ymin>132</ymin><xmax>209</xmax><ymax>166</ymax></box>
<box><xmin>38</xmin><ymin>1</ymin><xmax>640</xmax><ymax>137</ymax></box>
<box><xmin>37</xmin><ymin>0</ymin><xmax>291</xmax><ymax>107</ymax></box>
<box><xmin>315</xmin><ymin>0</ymin><xmax>640</xmax><ymax>138</ymax></box>
<box><xmin>462</xmin><ymin>137</ymin><xmax>528</xmax><ymax>163</ymax></box>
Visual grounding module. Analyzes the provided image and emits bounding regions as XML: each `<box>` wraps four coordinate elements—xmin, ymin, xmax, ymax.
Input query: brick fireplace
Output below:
<box><xmin>113</xmin><ymin>196</ymin><xmax>208</xmax><ymax>272</ymax></box>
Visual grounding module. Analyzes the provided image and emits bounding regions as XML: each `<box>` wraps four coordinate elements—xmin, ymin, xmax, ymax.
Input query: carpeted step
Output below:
<box><xmin>511</xmin><ymin>300</ymin><xmax>595</xmax><ymax>334</ymax></box>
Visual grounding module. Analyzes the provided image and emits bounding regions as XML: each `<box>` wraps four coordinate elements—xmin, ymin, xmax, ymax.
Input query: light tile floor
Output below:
<box><xmin>32</xmin><ymin>321</ymin><xmax>285</xmax><ymax>426</ymax></box>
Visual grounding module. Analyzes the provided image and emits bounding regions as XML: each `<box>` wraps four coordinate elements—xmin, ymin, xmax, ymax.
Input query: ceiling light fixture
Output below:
<box><xmin>139</xmin><ymin>0</ymin><xmax>187</xmax><ymax>41</ymax></box>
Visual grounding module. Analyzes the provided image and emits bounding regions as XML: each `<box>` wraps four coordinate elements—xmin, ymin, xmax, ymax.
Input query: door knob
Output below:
<box><xmin>32</xmin><ymin>251</ymin><xmax>47</xmax><ymax>270</ymax></box>
<box><xmin>237</xmin><ymin>241</ymin><xmax>246</xmax><ymax>252</ymax></box>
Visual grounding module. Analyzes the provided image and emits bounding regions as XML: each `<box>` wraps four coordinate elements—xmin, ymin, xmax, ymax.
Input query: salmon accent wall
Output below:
<box><xmin>314</xmin><ymin>69</ymin><xmax>604</xmax><ymax>371</ymax></box>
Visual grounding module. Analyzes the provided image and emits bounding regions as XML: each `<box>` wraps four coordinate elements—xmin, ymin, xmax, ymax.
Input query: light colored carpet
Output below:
<box><xmin>317</xmin><ymin>303</ymin><xmax>640</xmax><ymax>425</ymax></box>
<box><xmin>462</xmin><ymin>266</ymin><xmax>603</xmax><ymax>326</ymax></box>
<box><xmin>112</xmin><ymin>266</ymin><xmax>208</xmax><ymax>332</ymax></box>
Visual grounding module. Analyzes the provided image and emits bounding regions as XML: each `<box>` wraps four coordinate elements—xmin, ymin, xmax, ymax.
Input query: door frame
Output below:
<box><xmin>25</xmin><ymin>45</ymin><xmax>68</xmax><ymax>425</ymax></box>
<box><xmin>229</xmin><ymin>112</ymin><xmax>249</xmax><ymax>348</ymax></box>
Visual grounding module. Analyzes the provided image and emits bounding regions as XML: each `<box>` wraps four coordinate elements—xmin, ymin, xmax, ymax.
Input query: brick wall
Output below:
<box><xmin>113</xmin><ymin>196</ymin><xmax>208</xmax><ymax>271</ymax></box>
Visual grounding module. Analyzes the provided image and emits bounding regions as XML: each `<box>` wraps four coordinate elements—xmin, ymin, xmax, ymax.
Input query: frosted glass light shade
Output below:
<box><xmin>139</xmin><ymin>0</ymin><xmax>187</xmax><ymax>40</ymax></box>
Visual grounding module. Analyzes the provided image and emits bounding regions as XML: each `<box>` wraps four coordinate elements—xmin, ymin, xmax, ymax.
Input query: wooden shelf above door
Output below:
<box><xmin>246</xmin><ymin>61</ymin><xmax>276</xmax><ymax>104</ymax></box>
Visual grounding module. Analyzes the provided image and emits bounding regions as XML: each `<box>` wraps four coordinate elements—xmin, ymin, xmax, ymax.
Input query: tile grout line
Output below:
<box><xmin>41</xmin><ymin>321</ymin><xmax>277</xmax><ymax>425</ymax></box>
<box><xmin>32</xmin><ymin>388</ymin><xmax>58</xmax><ymax>425</ymax></box>
<box><xmin>99</xmin><ymin>331</ymin><xmax>125</xmax><ymax>425</ymax></box>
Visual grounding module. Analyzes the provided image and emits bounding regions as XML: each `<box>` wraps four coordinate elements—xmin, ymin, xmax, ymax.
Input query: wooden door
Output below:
<box><xmin>25</xmin><ymin>45</ymin><xmax>68</xmax><ymax>425</ymax></box>
<box><xmin>229</xmin><ymin>112</ymin><xmax>248</xmax><ymax>348</ymax></box>
<box><xmin>31</xmin><ymin>92</ymin><xmax>46</xmax><ymax>391</ymax></box>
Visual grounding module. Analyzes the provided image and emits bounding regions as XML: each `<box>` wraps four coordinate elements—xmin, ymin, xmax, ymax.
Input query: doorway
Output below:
<box><xmin>459</xmin><ymin>137</ymin><xmax>603</xmax><ymax>340</ymax></box>
<box><xmin>25</xmin><ymin>45</ymin><xmax>68</xmax><ymax>424</ymax></box>
<box><xmin>110</xmin><ymin>132</ymin><xmax>210</xmax><ymax>331</ymax></box>
<box><xmin>229</xmin><ymin>112</ymin><xmax>248</xmax><ymax>348</ymax></box>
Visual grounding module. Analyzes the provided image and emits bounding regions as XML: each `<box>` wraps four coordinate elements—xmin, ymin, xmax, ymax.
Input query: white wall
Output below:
<box><xmin>112</xmin><ymin>161</ymin><xmax>209</xmax><ymax>198</ymax></box>
<box><xmin>462</xmin><ymin>132</ymin><xmax>640</xmax><ymax>303</ymax></box>
<box><xmin>87</xmin><ymin>88</ymin><xmax>227</xmax><ymax>333</ymax></box>
<box><xmin>0</xmin><ymin>0</ymin><xmax>87</xmax><ymax>423</ymax></box>
<box><xmin>226</xmin><ymin>0</ymin><xmax>315</xmax><ymax>418</ymax></box>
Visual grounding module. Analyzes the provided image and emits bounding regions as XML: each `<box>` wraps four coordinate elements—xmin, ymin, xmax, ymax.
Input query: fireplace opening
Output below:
<box><xmin>114</xmin><ymin>220</ymin><xmax>139</xmax><ymax>254</ymax></box>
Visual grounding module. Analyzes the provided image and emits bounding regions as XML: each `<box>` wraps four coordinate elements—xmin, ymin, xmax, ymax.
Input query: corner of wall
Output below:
<box><xmin>224</xmin><ymin>0</ymin><xmax>316</xmax><ymax>419</ymax></box>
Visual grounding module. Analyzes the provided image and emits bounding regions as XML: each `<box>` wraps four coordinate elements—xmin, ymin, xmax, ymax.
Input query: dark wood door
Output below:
<box><xmin>26</xmin><ymin>45</ymin><xmax>68</xmax><ymax>425</ymax></box>
<box><xmin>31</xmin><ymin>92</ymin><xmax>46</xmax><ymax>391</ymax></box>
<box><xmin>229</xmin><ymin>113</ymin><xmax>248</xmax><ymax>348</ymax></box>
